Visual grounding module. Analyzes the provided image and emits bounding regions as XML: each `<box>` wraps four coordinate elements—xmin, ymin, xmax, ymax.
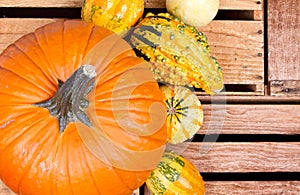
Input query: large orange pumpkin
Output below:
<box><xmin>0</xmin><ymin>20</ymin><xmax>167</xmax><ymax>195</ymax></box>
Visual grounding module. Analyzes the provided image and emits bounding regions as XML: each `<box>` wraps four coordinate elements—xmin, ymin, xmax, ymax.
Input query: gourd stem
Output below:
<box><xmin>34</xmin><ymin>65</ymin><xmax>96</xmax><ymax>133</ymax></box>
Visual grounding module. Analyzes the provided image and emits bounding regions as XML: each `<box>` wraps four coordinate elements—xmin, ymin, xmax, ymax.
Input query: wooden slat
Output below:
<box><xmin>268</xmin><ymin>0</ymin><xmax>300</xmax><ymax>95</ymax></box>
<box><xmin>199</xmin><ymin>20</ymin><xmax>264</xmax><ymax>95</ymax></box>
<box><xmin>205</xmin><ymin>181</ymin><xmax>300</xmax><ymax>194</ymax></box>
<box><xmin>144</xmin><ymin>0</ymin><xmax>165</xmax><ymax>8</ymax></box>
<box><xmin>0</xmin><ymin>0</ymin><xmax>263</xmax><ymax>10</ymax></box>
<box><xmin>0</xmin><ymin>18</ymin><xmax>265</xmax><ymax>96</ymax></box>
<box><xmin>144</xmin><ymin>181</ymin><xmax>300</xmax><ymax>195</ymax></box>
<box><xmin>220</xmin><ymin>0</ymin><xmax>262</xmax><ymax>10</ymax></box>
<box><xmin>0</xmin><ymin>0</ymin><xmax>82</xmax><ymax>8</ymax></box>
<box><xmin>198</xmin><ymin>94</ymin><xmax>300</xmax><ymax>104</ymax></box>
<box><xmin>0</xmin><ymin>18</ymin><xmax>60</xmax><ymax>34</ymax></box>
<box><xmin>270</xmin><ymin>80</ymin><xmax>300</xmax><ymax>96</ymax></box>
<box><xmin>199</xmin><ymin>104</ymin><xmax>300</xmax><ymax>134</ymax></box>
<box><xmin>167</xmin><ymin>142</ymin><xmax>300</xmax><ymax>172</ymax></box>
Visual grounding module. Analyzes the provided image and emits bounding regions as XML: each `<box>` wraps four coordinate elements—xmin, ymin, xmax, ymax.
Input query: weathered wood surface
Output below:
<box><xmin>268</xmin><ymin>0</ymin><xmax>300</xmax><ymax>96</ymax></box>
<box><xmin>200</xmin><ymin>104</ymin><xmax>300</xmax><ymax>134</ymax></box>
<box><xmin>0</xmin><ymin>18</ymin><xmax>265</xmax><ymax>95</ymax></box>
<box><xmin>198</xmin><ymin>94</ymin><xmax>300</xmax><ymax>103</ymax></box>
<box><xmin>199</xmin><ymin>20</ymin><xmax>264</xmax><ymax>95</ymax></box>
<box><xmin>166</xmin><ymin>142</ymin><xmax>300</xmax><ymax>172</ymax></box>
<box><xmin>205</xmin><ymin>181</ymin><xmax>300</xmax><ymax>195</ymax></box>
<box><xmin>270</xmin><ymin>80</ymin><xmax>300</xmax><ymax>96</ymax></box>
<box><xmin>144</xmin><ymin>181</ymin><xmax>300</xmax><ymax>194</ymax></box>
<box><xmin>0</xmin><ymin>0</ymin><xmax>263</xmax><ymax>10</ymax></box>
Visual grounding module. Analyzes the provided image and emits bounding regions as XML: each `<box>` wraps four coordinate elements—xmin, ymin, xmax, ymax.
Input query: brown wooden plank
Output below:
<box><xmin>0</xmin><ymin>0</ymin><xmax>82</xmax><ymax>8</ymax></box>
<box><xmin>199</xmin><ymin>104</ymin><xmax>300</xmax><ymax>134</ymax></box>
<box><xmin>144</xmin><ymin>181</ymin><xmax>300</xmax><ymax>195</ymax></box>
<box><xmin>0</xmin><ymin>18</ymin><xmax>60</xmax><ymax>34</ymax></box>
<box><xmin>0</xmin><ymin>0</ymin><xmax>263</xmax><ymax>10</ymax></box>
<box><xmin>270</xmin><ymin>80</ymin><xmax>300</xmax><ymax>96</ymax></box>
<box><xmin>198</xmin><ymin>94</ymin><xmax>300</xmax><ymax>104</ymax></box>
<box><xmin>144</xmin><ymin>0</ymin><xmax>165</xmax><ymax>8</ymax></box>
<box><xmin>268</xmin><ymin>0</ymin><xmax>300</xmax><ymax>94</ymax></box>
<box><xmin>199</xmin><ymin>20</ymin><xmax>264</xmax><ymax>94</ymax></box>
<box><xmin>220</xmin><ymin>0</ymin><xmax>262</xmax><ymax>10</ymax></box>
<box><xmin>205</xmin><ymin>181</ymin><xmax>300</xmax><ymax>195</ymax></box>
<box><xmin>166</xmin><ymin>142</ymin><xmax>300</xmax><ymax>172</ymax></box>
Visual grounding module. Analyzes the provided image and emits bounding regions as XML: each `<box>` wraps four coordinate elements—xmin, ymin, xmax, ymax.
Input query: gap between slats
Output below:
<box><xmin>0</xmin><ymin>8</ymin><xmax>259</xmax><ymax>21</ymax></box>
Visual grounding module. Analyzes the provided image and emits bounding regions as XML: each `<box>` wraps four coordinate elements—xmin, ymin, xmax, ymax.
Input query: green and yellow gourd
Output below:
<box><xmin>146</xmin><ymin>151</ymin><xmax>206</xmax><ymax>195</ymax></box>
<box><xmin>160</xmin><ymin>85</ymin><xmax>203</xmax><ymax>144</ymax></box>
<box><xmin>126</xmin><ymin>13</ymin><xmax>224</xmax><ymax>94</ymax></box>
<box><xmin>81</xmin><ymin>0</ymin><xmax>144</xmax><ymax>35</ymax></box>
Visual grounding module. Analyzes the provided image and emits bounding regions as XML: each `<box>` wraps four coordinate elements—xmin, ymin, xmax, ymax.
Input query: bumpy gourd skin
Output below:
<box><xmin>81</xmin><ymin>0</ymin><xmax>144</xmax><ymax>35</ymax></box>
<box><xmin>146</xmin><ymin>151</ymin><xmax>206</xmax><ymax>195</ymax></box>
<box><xmin>127</xmin><ymin>13</ymin><xmax>224</xmax><ymax>94</ymax></box>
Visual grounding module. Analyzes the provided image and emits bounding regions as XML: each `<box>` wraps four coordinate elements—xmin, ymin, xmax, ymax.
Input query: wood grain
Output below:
<box><xmin>144</xmin><ymin>181</ymin><xmax>300</xmax><ymax>195</ymax></box>
<box><xmin>0</xmin><ymin>0</ymin><xmax>263</xmax><ymax>10</ymax></box>
<box><xmin>270</xmin><ymin>80</ymin><xmax>300</xmax><ymax>96</ymax></box>
<box><xmin>197</xmin><ymin>94</ymin><xmax>300</xmax><ymax>104</ymax></box>
<box><xmin>166</xmin><ymin>142</ymin><xmax>300</xmax><ymax>172</ymax></box>
<box><xmin>268</xmin><ymin>0</ymin><xmax>300</xmax><ymax>88</ymax></box>
<box><xmin>199</xmin><ymin>20</ymin><xmax>264</xmax><ymax>93</ymax></box>
<box><xmin>220</xmin><ymin>0</ymin><xmax>262</xmax><ymax>10</ymax></box>
<box><xmin>0</xmin><ymin>18</ymin><xmax>265</xmax><ymax>95</ymax></box>
<box><xmin>199</xmin><ymin>104</ymin><xmax>300</xmax><ymax>134</ymax></box>
<box><xmin>205</xmin><ymin>181</ymin><xmax>300</xmax><ymax>195</ymax></box>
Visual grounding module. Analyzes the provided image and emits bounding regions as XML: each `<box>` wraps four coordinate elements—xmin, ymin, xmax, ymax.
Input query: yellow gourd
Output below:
<box><xmin>127</xmin><ymin>13</ymin><xmax>224</xmax><ymax>94</ymax></box>
<box><xmin>146</xmin><ymin>151</ymin><xmax>206</xmax><ymax>195</ymax></box>
<box><xmin>81</xmin><ymin>0</ymin><xmax>144</xmax><ymax>35</ymax></box>
<box><xmin>160</xmin><ymin>85</ymin><xmax>203</xmax><ymax>144</ymax></box>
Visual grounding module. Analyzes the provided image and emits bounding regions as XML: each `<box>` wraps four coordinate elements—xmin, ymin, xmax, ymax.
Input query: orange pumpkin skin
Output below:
<box><xmin>0</xmin><ymin>20</ymin><xmax>167</xmax><ymax>195</ymax></box>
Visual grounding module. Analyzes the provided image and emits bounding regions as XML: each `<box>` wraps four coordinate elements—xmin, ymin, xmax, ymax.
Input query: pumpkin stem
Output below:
<box><xmin>34</xmin><ymin>65</ymin><xmax>96</xmax><ymax>133</ymax></box>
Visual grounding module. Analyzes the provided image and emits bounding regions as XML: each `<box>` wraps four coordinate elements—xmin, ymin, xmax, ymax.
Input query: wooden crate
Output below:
<box><xmin>0</xmin><ymin>0</ymin><xmax>300</xmax><ymax>195</ymax></box>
